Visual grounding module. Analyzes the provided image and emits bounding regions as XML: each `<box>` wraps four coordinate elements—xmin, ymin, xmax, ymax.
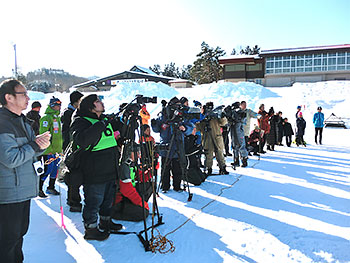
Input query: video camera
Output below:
<box><xmin>163</xmin><ymin>100</ymin><xmax>201</xmax><ymax>123</ymax></box>
<box><xmin>136</xmin><ymin>94</ymin><xmax>157</xmax><ymax>104</ymax></box>
<box><xmin>203</xmin><ymin>102</ymin><xmax>225</xmax><ymax>120</ymax></box>
<box><xmin>223</xmin><ymin>101</ymin><xmax>246</xmax><ymax>124</ymax></box>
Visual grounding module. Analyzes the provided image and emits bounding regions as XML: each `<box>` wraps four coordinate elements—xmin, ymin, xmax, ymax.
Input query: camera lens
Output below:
<box><xmin>37</xmin><ymin>167</ymin><xmax>43</xmax><ymax>173</ymax></box>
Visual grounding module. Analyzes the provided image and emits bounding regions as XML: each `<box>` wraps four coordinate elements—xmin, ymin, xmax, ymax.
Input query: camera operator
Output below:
<box><xmin>225</xmin><ymin>102</ymin><xmax>249</xmax><ymax>168</ymax></box>
<box><xmin>240</xmin><ymin>101</ymin><xmax>259</xmax><ymax>153</ymax></box>
<box><xmin>70</xmin><ymin>94</ymin><xmax>123</xmax><ymax>241</ymax></box>
<box><xmin>196</xmin><ymin>102</ymin><xmax>229</xmax><ymax>175</ymax></box>
<box><xmin>151</xmin><ymin>96</ymin><xmax>194</xmax><ymax>193</ymax></box>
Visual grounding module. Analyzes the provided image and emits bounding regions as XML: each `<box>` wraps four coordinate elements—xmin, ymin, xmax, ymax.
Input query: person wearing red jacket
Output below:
<box><xmin>112</xmin><ymin>164</ymin><xmax>151</xmax><ymax>221</ymax></box>
<box><xmin>257</xmin><ymin>104</ymin><xmax>273</xmax><ymax>153</ymax></box>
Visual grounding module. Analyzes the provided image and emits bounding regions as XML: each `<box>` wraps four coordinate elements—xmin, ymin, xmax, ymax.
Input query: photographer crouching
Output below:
<box><xmin>196</xmin><ymin>102</ymin><xmax>229</xmax><ymax>175</ymax></box>
<box><xmin>151</xmin><ymin>97</ymin><xmax>194</xmax><ymax>193</ymax></box>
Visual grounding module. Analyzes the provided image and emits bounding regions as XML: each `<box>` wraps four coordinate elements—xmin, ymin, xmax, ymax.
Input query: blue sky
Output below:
<box><xmin>0</xmin><ymin>0</ymin><xmax>349</xmax><ymax>78</ymax></box>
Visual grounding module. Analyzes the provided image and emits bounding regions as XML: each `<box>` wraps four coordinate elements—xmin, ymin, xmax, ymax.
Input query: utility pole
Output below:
<box><xmin>13</xmin><ymin>44</ymin><xmax>18</xmax><ymax>78</ymax></box>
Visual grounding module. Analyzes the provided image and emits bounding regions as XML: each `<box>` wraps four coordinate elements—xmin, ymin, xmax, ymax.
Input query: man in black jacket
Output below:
<box><xmin>62</xmin><ymin>91</ymin><xmax>83</xmax><ymax>151</ymax></box>
<box><xmin>62</xmin><ymin>91</ymin><xmax>83</xmax><ymax>212</ymax></box>
<box><xmin>70</xmin><ymin>94</ymin><xmax>122</xmax><ymax>241</ymax></box>
<box><xmin>26</xmin><ymin>101</ymin><xmax>41</xmax><ymax>135</ymax></box>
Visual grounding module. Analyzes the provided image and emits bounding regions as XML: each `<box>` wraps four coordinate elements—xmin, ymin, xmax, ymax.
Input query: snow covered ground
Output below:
<box><xmin>24</xmin><ymin>81</ymin><xmax>350</xmax><ymax>262</ymax></box>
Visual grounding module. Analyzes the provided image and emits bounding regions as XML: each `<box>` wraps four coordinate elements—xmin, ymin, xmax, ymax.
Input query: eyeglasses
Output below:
<box><xmin>15</xmin><ymin>92</ymin><xmax>29</xmax><ymax>97</ymax></box>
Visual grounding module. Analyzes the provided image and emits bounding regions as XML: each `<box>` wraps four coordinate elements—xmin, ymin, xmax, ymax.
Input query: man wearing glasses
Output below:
<box><xmin>0</xmin><ymin>79</ymin><xmax>51</xmax><ymax>263</ymax></box>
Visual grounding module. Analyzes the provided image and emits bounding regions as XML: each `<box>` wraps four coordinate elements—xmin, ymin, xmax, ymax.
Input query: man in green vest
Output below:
<box><xmin>70</xmin><ymin>94</ymin><xmax>123</xmax><ymax>241</ymax></box>
<box><xmin>39</xmin><ymin>97</ymin><xmax>63</xmax><ymax>197</ymax></box>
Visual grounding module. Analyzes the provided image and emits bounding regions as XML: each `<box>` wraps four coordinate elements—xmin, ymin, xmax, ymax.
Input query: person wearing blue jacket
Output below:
<box><xmin>0</xmin><ymin>79</ymin><xmax>50</xmax><ymax>263</ymax></box>
<box><xmin>151</xmin><ymin>97</ymin><xmax>194</xmax><ymax>192</ymax></box>
<box><xmin>313</xmin><ymin>106</ymin><xmax>324</xmax><ymax>144</ymax></box>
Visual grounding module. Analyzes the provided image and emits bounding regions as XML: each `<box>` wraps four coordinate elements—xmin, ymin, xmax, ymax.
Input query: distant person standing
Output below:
<box><xmin>26</xmin><ymin>101</ymin><xmax>42</xmax><ymax>135</ymax></box>
<box><xmin>240</xmin><ymin>101</ymin><xmax>259</xmax><ymax>153</ymax></box>
<box><xmin>276</xmin><ymin>111</ymin><xmax>284</xmax><ymax>145</ymax></box>
<box><xmin>139</xmin><ymin>104</ymin><xmax>150</xmax><ymax>125</ymax></box>
<box><xmin>296</xmin><ymin>112</ymin><xmax>306</xmax><ymax>146</ymax></box>
<box><xmin>0</xmin><ymin>79</ymin><xmax>50</xmax><ymax>263</ymax></box>
<box><xmin>62</xmin><ymin>91</ymin><xmax>84</xmax><ymax>212</ymax></box>
<box><xmin>39</xmin><ymin>97</ymin><xmax>63</xmax><ymax>197</ymax></box>
<box><xmin>282</xmin><ymin>118</ymin><xmax>294</xmax><ymax>147</ymax></box>
<box><xmin>313</xmin><ymin>106</ymin><xmax>324</xmax><ymax>145</ymax></box>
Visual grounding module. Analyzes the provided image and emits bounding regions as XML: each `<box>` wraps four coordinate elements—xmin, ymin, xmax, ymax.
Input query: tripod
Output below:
<box><xmin>118</xmin><ymin>111</ymin><xmax>164</xmax><ymax>251</ymax></box>
<box><xmin>157</xmin><ymin>121</ymin><xmax>193</xmax><ymax>201</ymax></box>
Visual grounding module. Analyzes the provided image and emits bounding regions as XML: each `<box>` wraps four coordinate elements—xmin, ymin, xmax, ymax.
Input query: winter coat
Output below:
<box><xmin>139</xmin><ymin>108</ymin><xmax>150</xmax><ymax>125</ymax></box>
<box><xmin>266</xmin><ymin>115</ymin><xmax>279</xmax><ymax>145</ymax></box>
<box><xmin>0</xmin><ymin>108</ymin><xmax>44</xmax><ymax>204</ymax></box>
<box><xmin>196</xmin><ymin>117</ymin><xmax>228</xmax><ymax>152</ymax></box>
<box><xmin>39</xmin><ymin>106</ymin><xmax>62</xmax><ymax>154</ymax></box>
<box><xmin>283</xmin><ymin>122</ymin><xmax>294</xmax><ymax>136</ymax></box>
<box><xmin>248</xmin><ymin>130</ymin><xmax>261</xmax><ymax>147</ymax></box>
<box><xmin>70</xmin><ymin>110</ymin><xmax>120</xmax><ymax>185</ymax></box>
<box><xmin>243</xmin><ymin>108</ymin><xmax>259</xmax><ymax>137</ymax></box>
<box><xmin>151</xmin><ymin>114</ymin><xmax>194</xmax><ymax>159</ymax></box>
<box><xmin>61</xmin><ymin>104</ymin><xmax>76</xmax><ymax>151</ymax></box>
<box><xmin>258</xmin><ymin>109</ymin><xmax>271</xmax><ymax>134</ymax></box>
<box><xmin>277</xmin><ymin>116</ymin><xmax>284</xmax><ymax>137</ymax></box>
<box><xmin>313</xmin><ymin>112</ymin><xmax>324</xmax><ymax>128</ymax></box>
<box><xmin>26</xmin><ymin>110</ymin><xmax>41</xmax><ymax>135</ymax></box>
<box><xmin>296</xmin><ymin>117</ymin><xmax>306</xmax><ymax>136</ymax></box>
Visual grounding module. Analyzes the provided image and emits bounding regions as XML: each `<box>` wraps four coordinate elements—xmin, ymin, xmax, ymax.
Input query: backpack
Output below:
<box><xmin>63</xmin><ymin>141</ymin><xmax>95</xmax><ymax>186</ymax></box>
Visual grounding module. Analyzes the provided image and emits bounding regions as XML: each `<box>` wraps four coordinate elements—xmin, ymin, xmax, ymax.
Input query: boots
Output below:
<box><xmin>241</xmin><ymin>157</ymin><xmax>248</xmax><ymax>167</ymax></box>
<box><xmin>232</xmin><ymin>157</ymin><xmax>239</xmax><ymax>166</ymax></box>
<box><xmin>46</xmin><ymin>178</ymin><xmax>60</xmax><ymax>195</ymax></box>
<box><xmin>219</xmin><ymin>167</ymin><xmax>229</xmax><ymax>175</ymax></box>
<box><xmin>207</xmin><ymin>168</ymin><xmax>212</xmax><ymax>176</ymax></box>
<box><xmin>99</xmin><ymin>218</ymin><xmax>123</xmax><ymax>234</ymax></box>
<box><xmin>84</xmin><ymin>226</ymin><xmax>110</xmax><ymax>241</ymax></box>
<box><xmin>267</xmin><ymin>145</ymin><xmax>271</xmax><ymax>151</ymax></box>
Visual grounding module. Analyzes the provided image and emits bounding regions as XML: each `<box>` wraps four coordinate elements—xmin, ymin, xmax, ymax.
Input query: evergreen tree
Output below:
<box><xmin>231</xmin><ymin>48</ymin><xmax>237</xmax><ymax>55</ymax></box>
<box><xmin>190</xmin><ymin>42</ymin><xmax>226</xmax><ymax>84</ymax></box>
<box><xmin>179</xmin><ymin>65</ymin><xmax>192</xmax><ymax>80</ymax></box>
<box><xmin>163</xmin><ymin>62</ymin><xmax>179</xmax><ymax>78</ymax></box>
<box><xmin>149</xmin><ymin>64</ymin><xmax>161</xmax><ymax>75</ymax></box>
<box><xmin>239</xmin><ymin>45</ymin><xmax>261</xmax><ymax>55</ymax></box>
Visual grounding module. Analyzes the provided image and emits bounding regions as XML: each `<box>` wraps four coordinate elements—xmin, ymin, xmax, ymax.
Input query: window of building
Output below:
<box><xmin>265</xmin><ymin>50</ymin><xmax>350</xmax><ymax>74</ymax></box>
<box><xmin>337</xmin><ymin>57</ymin><xmax>345</xmax><ymax>64</ymax></box>
<box><xmin>226</xmin><ymin>64</ymin><xmax>245</xmax><ymax>72</ymax></box>
<box><xmin>266</xmin><ymin>61</ymin><xmax>274</xmax><ymax>68</ymax></box>
<box><xmin>247</xmin><ymin>64</ymin><xmax>262</xmax><ymax>71</ymax></box>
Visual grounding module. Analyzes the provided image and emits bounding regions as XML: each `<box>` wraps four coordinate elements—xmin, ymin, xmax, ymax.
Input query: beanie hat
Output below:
<box><xmin>317</xmin><ymin>106</ymin><xmax>322</xmax><ymax>110</ymax></box>
<box><xmin>49</xmin><ymin>97</ymin><xmax>62</xmax><ymax>108</ymax></box>
<box><xmin>168</xmin><ymin>96</ymin><xmax>180</xmax><ymax>106</ymax></box>
<box><xmin>297</xmin><ymin>105</ymin><xmax>302</xmax><ymax>109</ymax></box>
<box><xmin>180</xmin><ymin>96</ymin><xmax>188</xmax><ymax>105</ymax></box>
<box><xmin>70</xmin><ymin>91</ymin><xmax>84</xmax><ymax>104</ymax></box>
<box><xmin>193</xmin><ymin>100</ymin><xmax>202</xmax><ymax>107</ymax></box>
<box><xmin>79</xmin><ymin>94</ymin><xmax>98</xmax><ymax>113</ymax></box>
<box><xmin>31</xmin><ymin>101</ymin><xmax>41</xmax><ymax>109</ymax></box>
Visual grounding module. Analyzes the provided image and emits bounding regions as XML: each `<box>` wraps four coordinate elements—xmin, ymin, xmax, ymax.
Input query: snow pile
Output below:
<box><xmin>177</xmin><ymin>81</ymin><xmax>279</xmax><ymax>110</ymax></box>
